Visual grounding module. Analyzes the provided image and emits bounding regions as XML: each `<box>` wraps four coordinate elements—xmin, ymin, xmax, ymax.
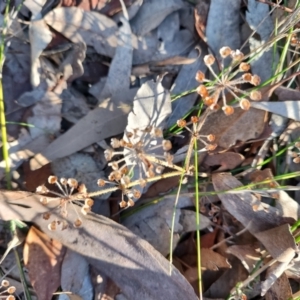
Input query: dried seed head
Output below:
<box><xmin>206</xmin><ymin>144</ymin><xmax>217</xmax><ymax>151</ymax></box>
<box><xmin>6</xmin><ymin>296</ymin><xmax>15</xmax><ymax>300</ymax></box>
<box><xmin>109</xmin><ymin>161</ymin><xmax>119</xmax><ymax>170</ymax></box>
<box><xmin>48</xmin><ymin>221</ymin><xmax>57</xmax><ymax>231</ymax></box>
<box><xmin>250</xmin><ymin>90</ymin><xmax>262</xmax><ymax>101</ymax></box>
<box><xmin>251</xmin><ymin>75</ymin><xmax>261</xmax><ymax>86</ymax></box>
<box><xmin>204</xmin><ymin>54</ymin><xmax>215</xmax><ymax>66</ymax></box>
<box><xmin>48</xmin><ymin>176</ymin><xmax>58</xmax><ymax>184</ymax></box>
<box><xmin>78</xmin><ymin>184</ymin><xmax>87</xmax><ymax>194</ymax></box>
<box><xmin>162</xmin><ymin>140</ymin><xmax>172</xmax><ymax>151</ymax></box>
<box><xmin>204</xmin><ymin>97</ymin><xmax>214</xmax><ymax>106</ymax></box>
<box><xmin>85</xmin><ymin>198</ymin><xmax>94</xmax><ymax>207</ymax></box>
<box><xmin>219</xmin><ymin>46</ymin><xmax>232</xmax><ymax>58</ymax></box>
<box><xmin>155</xmin><ymin>165</ymin><xmax>164</xmax><ymax>174</ymax></box>
<box><xmin>210</xmin><ymin>103</ymin><xmax>220</xmax><ymax>111</ymax></box>
<box><xmin>120</xmin><ymin>200</ymin><xmax>127</xmax><ymax>208</ymax></box>
<box><xmin>104</xmin><ymin>149</ymin><xmax>114</xmax><ymax>161</ymax></box>
<box><xmin>40</xmin><ymin>197</ymin><xmax>48</xmax><ymax>205</ymax></box>
<box><xmin>231</xmin><ymin>49</ymin><xmax>244</xmax><ymax>61</ymax></box>
<box><xmin>81</xmin><ymin>205</ymin><xmax>91</xmax><ymax>215</ymax></box>
<box><xmin>126</xmin><ymin>131</ymin><xmax>134</xmax><ymax>138</ymax></box>
<box><xmin>43</xmin><ymin>212</ymin><xmax>51</xmax><ymax>220</ymax></box>
<box><xmin>239</xmin><ymin>99</ymin><xmax>251</xmax><ymax>110</ymax></box>
<box><xmin>121</xmin><ymin>175</ymin><xmax>131</xmax><ymax>185</ymax></box>
<box><xmin>132</xmin><ymin>189</ymin><xmax>141</xmax><ymax>199</ymax></box>
<box><xmin>222</xmin><ymin>105</ymin><xmax>234</xmax><ymax>116</ymax></box>
<box><xmin>195</xmin><ymin>71</ymin><xmax>205</xmax><ymax>82</ymax></box>
<box><xmin>165</xmin><ymin>153</ymin><xmax>174</xmax><ymax>165</ymax></box>
<box><xmin>36</xmin><ymin>185</ymin><xmax>49</xmax><ymax>194</ymax></box>
<box><xmin>291</xmin><ymin>151</ymin><xmax>299</xmax><ymax>158</ymax></box>
<box><xmin>97</xmin><ymin>179</ymin><xmax>106</xmax><ymax>187</ymax></box>
<box><xmin>239</xmin><ymin>62</ymin><xmax>250</xmax><ymax>72</ymax></box>
<box><xmin>177</xmin><ymin>119</ymin><xmax>186</xmax><ymax>128</ymax></box>
<box><xmin>191</xmin><ymin>116</ymin><xmax>199</xmax><ymax>123</ymax></box>
<box><xmin>295</xmin><ymin>142</ymin><xmax>300</xmax><ymax>148</ymax></box>
<box><xmin>242</xmin><ymin>73</ymin><xmax>252</xmax><ymax>82</ymax></box>
<box><xmin>207</xmin><ymin>134</ymin><xmax>215</xmax><ymax>142</ymax></box>
<box><xmin>1</xmin><ymin>280</ymin><xmax>9</xmax><ymax>287</ymax></box>
<box><xmin>197</xmin><ymin>85</ymin><xmax>209</xmax><ymax>98</ymax></box>
<box><xmin>73</xmin><ymin>218</ymin><xmax>82</xmax><ymax>228</ymax></box>
<box><xmin>111</xmin><ymin>138</ymin><xmax>120</xmax><ymax>148</ymax></box>
<box><xmin>60</xmin><ymin>178</ymin><xmax>67</xmax><ymax>185</ymax></box>
<box><xmin>146</xmin><ymin>168</ymin><xmax>155</xmax><ymax>178</ymax></box>
<box><xmin>7</xmin><ymin>286</ymin><xmax>16</xmax><ymax>294</ymax></box>
<box><xmin>154</xmin><ymin>128</ymin><xmax>163</xmax><ymax>138</ymax></box>
<box><xmin>127</xmin><ymin>199</ymin><xmax>135</xmax><ymax>207</ymax></box>
<box><xmin>67</xmin><ymin>178</ymin><xmax>78</xmax><ymax>188</ymax></box>
<box><xmin>121</xmin><ymin>166</ymin><xmax>128</xmax><ymax>175</ymax></box>
<box><xmin>139</xmin><ymin>178</ymin><xmax>147</xmax><ymax>187</ymax></box>
<box><xmin>293</xmin><ymin>157</ymin><xmax>300</xmax><ymax>163</ymax></box>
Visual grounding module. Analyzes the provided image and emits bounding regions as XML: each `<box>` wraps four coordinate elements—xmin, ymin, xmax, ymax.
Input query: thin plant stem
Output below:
<box><xmin>0</xmin><ymin>0</ymin><xmax>11</xmax><ymax>189</ymax></box>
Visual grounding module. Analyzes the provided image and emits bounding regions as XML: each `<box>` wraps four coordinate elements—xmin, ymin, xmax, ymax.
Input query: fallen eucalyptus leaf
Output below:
<box><xmin>0</xmin><ymin>191</ymin><xmax>198</xmax><ymax>300</ymax></box>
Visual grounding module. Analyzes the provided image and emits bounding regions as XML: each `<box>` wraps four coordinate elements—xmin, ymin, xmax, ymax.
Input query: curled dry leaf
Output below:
<box><xmin>203</xmin><ymin>152</ymin><xmax>244</xmax><ymax>171</ymax></box>
<box><xmin>0</xmin><ymin>191</ymin><xmax>198</xmax><ymax>300</ymax></box>
<box><xmin>212</xmin><ymin>173</ymin><xmax>297</xmax><ymax>260</ymax></box>
<box><xmin>44</xmin><ymin>7</ymin><xmax>118</xmax><ymax>57</ymax></box>
<box><xmin>23</xmin><ymin>226</ymin><xmax>66</xmax><ymax>300</ymax></box>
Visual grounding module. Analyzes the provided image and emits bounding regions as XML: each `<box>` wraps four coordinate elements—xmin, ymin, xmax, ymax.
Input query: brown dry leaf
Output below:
<box><xmin>194</xmin><ymin>0</ymin><xmax>210</xmax><ymax>41</ymax></box>
<box><xmin>44</xmin><ymin>7</ymin><xmax>118</xmax><ymax>57</ymax></box>
<box><xmin>204</xmin><ymin>152</ymin><xmax>244</xmax><ymax>171</ymax></box>
<box><xmin>212</xmin><ymin>173</ymin><xmax>297</xmax><ymax>262</ymax></box>
<box><xmin>0</xmin><ymin>191</ymin><xmax>198</xmax><ymax>300</ymax></box>
<box><xmin>130</xmin><ymin>0</ymin><xmax>184</xmax><ymax>36</ymax></box>
<box><xmin>201</xmin><ymin>248</ymin><xmax>231</xmax><ymax>271</ymax></box>
<box><xmin>265</xmin><ymin>271</ymin><xmax>292</xmax><ymax>300</ymax></box>
<box><xmin>199</xmin><ymin>108</ymin><xmax>266</xmax><ymax>149</ymax></box>
<box><xmin>226</xmin><ymin>244</ymin><xmax>261</xmax><ymax>273</ymax></box>
<box><xmin>23</xmin><ymin>226</ymin><xmax>66</xmax><ymax>300</ymax></box>
<box><xmin>29</xmin><ymin>81</ymin><xmax>165</xmax><ymax>170</ymax></box>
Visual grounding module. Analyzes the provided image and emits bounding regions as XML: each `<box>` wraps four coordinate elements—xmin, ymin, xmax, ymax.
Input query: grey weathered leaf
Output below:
<box><xmin>246</xmin><ymin>0</ymin><xmax>279</xmax><ymax>82</ymax></box>
<box><xmin>0</xmin><ymin>191</ymin><xmax>198</xmax><ymax>300</ymax></box>
<box><xmin>206</xmin><ymin>0</ymin><xmax>241</xmax><ymax>63</ymax></box>
<box><xmin>167</xmin><ymin>47</ymin><xmax>206</xmax><ymax>127</ymax></box>
<box><xmin>130</xmin><ymin>0</ymin><xmax>184</xmax><ymax>36</ymax></box>
<box><xmin>44</xmin><ymin>7</ymin><xmax>118</xmax><ymax>57</ymax></box>
<box><xmin>251</xmin><ymin>100</ymin><xmax>300</xmax><ymax>121</ymax></box>
<box><xmin>123</xmin><ymin>195</ymin><xmax>211</xmax><ymax>255</ymax></box>
<box><xmin>29</xmin><ymin>19</ymin><xmax>52</xmax><ymax>87</ymax></box>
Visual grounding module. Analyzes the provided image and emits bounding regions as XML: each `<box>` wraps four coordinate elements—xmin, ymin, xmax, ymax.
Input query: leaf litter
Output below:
<box><xmin>2</xmin><ymin>1</ymin><xmax>300</xmax><ymax>300</ymax></box>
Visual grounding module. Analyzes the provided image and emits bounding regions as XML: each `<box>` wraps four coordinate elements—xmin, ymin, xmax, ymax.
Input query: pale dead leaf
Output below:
<box><xmin>97</xmin><ymin>16</ymin><xmax>132</xmax><ymax>102</ymax></box>
<box><xmin>130</xmin><ymin>0</ymin><xmax>184</xmax><ymax>36</ymax></box>
<box><xmin>60</xmin><ymin>249</ymin><xmax>93</xmax><ymax>300</ymax></box>
<box><xmin>251</xmin><ymin>100</ymin><xmax>300</xmax><ymax>121</ymax></box>
<box><xmin>0</xmin><ymin>191</ymin><xmax>198</xmax><ymax>300</ymax></box>
<box><xmin>29</xmin><ymin>19</ymin><xmax>52</xmax><ymax>87</ymax></box>
<box><xmin>206</xmin><ymin>0</ymin><xmax>241</xmax><ymax>64</ymax></box>
<box><xmin>27</xmin><ymin>91</ymin><xmax>62</xmax><ymax>139</ymax></box>
<box><xmin>44</xmin><ymin>7</ymin><xmax>118</xmax><ymax>57</ymax></box>
<box><xmin>204</xmin><ymin>152</ymin><xmax>244</xmax><ymax>171</ymax></box>
<box><xmin>227</xmin><ymin>244</ymin><xmax>261</xmax><ymax>273</ymax></box>
<box><xmin>123</xmin><ymin>195</ymin><xmax>211</xmax><ymax>256</ymax></box>
<box><xmin>201</xmin><ymin>248</ymin><xmax>231</xmax><ymax>271</ymax></box>
<box><xmin>24</xmin><ymin>226</ymin><xmax>66</xmax><ymax>300</ymax></box>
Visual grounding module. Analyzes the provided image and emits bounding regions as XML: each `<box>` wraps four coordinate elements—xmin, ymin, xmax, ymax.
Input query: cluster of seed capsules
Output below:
<box><xmin>0</xmin><ymin>280</ymin><xmax>16</xmax><ymax>300</ymax></box>
<box><xmin>195</xmin><ymin>47</ymin><xmax>262</xmax><ymax>115</ymax></box>
<box><xmin>291</xmin><ymin>142</ymin><xmax>300</xmax><ymax>163</ymax></box>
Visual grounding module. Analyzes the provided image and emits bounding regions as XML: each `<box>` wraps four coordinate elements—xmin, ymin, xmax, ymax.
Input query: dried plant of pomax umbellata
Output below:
<box><xmin>195</xmin><ymin>47</ymin><xmax>262</xmax><ymax>115</ymax></box>
<box><xmin>36</xmin><ymin>176</ymin><xmax>94</xmax><ymax>230</ymax></box>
